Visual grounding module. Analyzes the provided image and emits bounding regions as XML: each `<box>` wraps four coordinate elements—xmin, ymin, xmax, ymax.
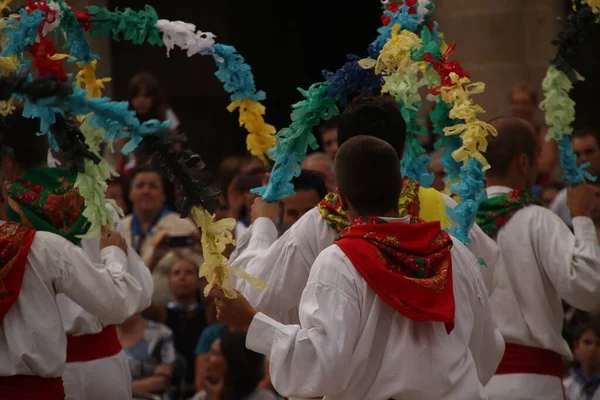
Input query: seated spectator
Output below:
<box><xmin>302</xmin><ymin>152</ymin><xmax>336</xmax><ymax>192</ymax></box>
<box><xmin>122</xmin><ymin>165</ymin><xmax>199</xmax><ymax>265</ymax></box>
<box><xmin>118</xmin><ymin>313</ymin><xmax>177</xmax><ymax>400</ymax></box>
<box><xmin>281</xmin><ymin>169</ymin><xmax>328</xmax><ymax>231</ymax></box>
<box><xmin>164</xmin><ymin>253</ymin><xmax>212</xmax><ymax>398</ymax></box>
<box><xmin>226</xmin><ymin>158</ymin><xmax>266</xmax><ymax>239</ymax></box>
<box><xmin>564</xmin><ymin>320</ymin><xmax>600</xmax><ymax>400</ymax></box>
<box><xmin>191</xmin><ymin>332</ymin><xmax>277</xmax><ymax>400</ymax></box>
<box><xmin>106</xmin><ymin>177</ymin><xmax>130</xmax><ymax>215</ymax></box>
<box><xmin>315</xmin><ymin>116</ymin><xmax>339</xmax><ymax>162</ymax></box>
<box><xmin>151</xmin><ymin>246</ymin><xmax>202</xmax><ymax>305</ymax></box>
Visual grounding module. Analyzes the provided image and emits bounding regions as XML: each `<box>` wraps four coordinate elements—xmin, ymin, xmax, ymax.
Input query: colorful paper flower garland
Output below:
<box><xmin>0</xmin><ymin>0</ymin><xmax>273</xmax><ymax>297</ymax></box>
<box><xmin>540</xmin><ymin>1</ymin><xmax>598</xmax><ymax>185</ymax></box>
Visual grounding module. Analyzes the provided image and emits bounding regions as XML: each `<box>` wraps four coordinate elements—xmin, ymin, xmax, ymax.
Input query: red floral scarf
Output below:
<box><xmin>0</xmin><ymin>222</ymin><xmax>37</xmax><ymax>322</ymax></box>
<box><xmin>336</xmin><ymin>216</ymin><xmax>455</xmax><ymax>333</ymax></box>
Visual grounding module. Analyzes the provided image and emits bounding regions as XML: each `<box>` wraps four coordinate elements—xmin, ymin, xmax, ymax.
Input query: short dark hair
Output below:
<box><xmin>1</xmin><ymin>112</ymin><xmax>48</xmax><ymax>169</ymax></box>
<box><xmin>292</xmin><ymin>169</ymin><xmax>328</xmax><ymax>199</ymax></box>
<box><xmin>574</xmin><ymin>319</ymin><xmax>600</xmax><ymax>344</ymax></box>
<box><xmin>129</xmin><ymin>164</ymin><xmax>164</xmax><ymax>187</ymax></box>
<box><xmin>485</xmin><ymin>116</ymin><xmax>537</xmax><ymax>178</ymax></box>
<box><xmin>572</xmin><ymin>127</ymin><xmax>600</xmax><ymax>148</ymax></box>
<box><xmin>316</xmin><ymin>116</ymin><xmax>340</xmax><ymax>137</ymax></box>
<box><xmin>219</xmin><ymin>331</ymin><xmax>264</xmax><ymax>398</ymax></box>
<box><xmin>337</xmin><ymin>95</ymin><xmax>406</xmax><ymax>157</ymax></box>
<box><xmin>335</xmin><ymin>136</ymin><xmax>401</xmax><ymax>215</ymax></box>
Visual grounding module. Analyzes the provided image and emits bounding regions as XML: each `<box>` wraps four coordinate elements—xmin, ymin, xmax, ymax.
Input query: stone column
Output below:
<box><xmin>433</xmin><ymin>0</ymin><xmax>564</xmax><ymax>120</ymax></box>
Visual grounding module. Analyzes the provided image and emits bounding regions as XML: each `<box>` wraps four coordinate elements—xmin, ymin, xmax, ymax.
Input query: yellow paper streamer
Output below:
<box><xmin>76</xmin><ymin>60</ymin><xmax>112</xmax><ymax>99</ymax></box>
<box><xmin>586</xmin><ymin>0</ymin><xmax>600</xmax><ymax>13</ymax></box>
<box><xmin>375</xmin><ymin>25</ymin><xmax>422</xmax><ymax>76</ymax></box>
<box><xmin>191</xmin><ymin>206</ymin><xmax>266</xmax><ymax>299</ymax></box>
<box><xmin>227</xmin><ymin>99</ymin><xmax>276</xmax><ymax>164</ymax></box>
<box><xmin>0</xmin><ymin>0</ymin><xmax>13</xmax><ymax>15</ymax></box>
<box><xmin>440</xmin><ymin>73</ymin><xmax>497</xmax><ymax>170</ymax></box>
<box><xmin>0</xmin><ymin>55</ymin><xmax>19</xmax><ymax>115</ymax></box>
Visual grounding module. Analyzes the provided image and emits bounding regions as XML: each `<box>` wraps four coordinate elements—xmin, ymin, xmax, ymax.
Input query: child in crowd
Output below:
<box><xmin>564</xmin><ymin>320</ymin><xmax>600</xmax><ymax>400</ymax></box>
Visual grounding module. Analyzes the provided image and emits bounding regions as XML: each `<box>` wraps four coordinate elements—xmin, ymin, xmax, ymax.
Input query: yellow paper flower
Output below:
<box><xmin>191</xmin><ymin>206</ymin><xmax>266</xmax><ymax>299</ymax></box>
<box><xmin>375</xmin><ymin>25</ymin><xmax>422</xmax><ymax>76</ymax></box>
<box><xmin>76</xmin><ymin>60</ymin><xmax>112</xmax><ymax>99</ymax></box>
<box><xmin>440</xmin><ymin>73</ymin><xmax>497</xmax><ymax>170</ymax></box>
<box><xmin>227</xmin><ymin>99</ymin><xmax>276</xmax><ymax>164</ymax></box>
<box><xmin>586</xmin><ymin>0</ymin><xmax>600</xmax><ymax>13</ymax></box>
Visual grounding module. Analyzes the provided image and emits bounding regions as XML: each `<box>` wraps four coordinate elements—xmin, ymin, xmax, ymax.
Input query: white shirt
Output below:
<box><xmin>0</xmin><ymin>228</ymin><xmax>142</xmax><ymax>377</ymax></box>
<box><xmin>236</xmin><ymin>195</ymin><xmax>500</xmax><ymax>326</ymax></box>
<box><xmin>550</xmin><ymin>188</ymin><xmax>572</xmax><ymax>228</ymax></box>
<box><xmin>56</xmin><ymin>206</ymin><xmax>153</xmax><ymax>335</ymax></box>
<box><xmin>563</xmin><ymin>373</ymin><xmax>598</xmax><ymax>400</ymax></box>
<box><xmin>246</xmin><ymin>217</ymin><xmax>504</xmax><ymax>400</ymax></box>
<box><xmin>486</xmin><ymin>186</ymin><xmax>600</xmax><ymax>359</ymax></box>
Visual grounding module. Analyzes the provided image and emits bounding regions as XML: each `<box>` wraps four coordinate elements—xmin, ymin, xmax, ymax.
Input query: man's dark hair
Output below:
<box><xmin>335</xmin><ymin>136</ymin><xmax>401</xmax><ymax>215</ymax></box>
<box><xmin>337</xmin><ymin>95</ymin><xmax>406</xmax><ymax>157</ymax></box>
<box><xmin>129</xmin><ymin>164</ymin><xmax>177</xmax><ymax>210</ymax></box>
<box><xmin>572</xmin><ymin>127</ymin><xmax>600</xmax><ymax>148</ymax></box>
<box><xmin>292</xmin><ymin>169</ymin><xmax>328</xmax><ymax>199</ymax></box>
<box><xmin>1</xmin><ymin>112</ymin><xmax>48</xmax><ymax>169</ymax></box>
<box><xmin>574</xmin><ymin>318</ymin><xmax>600</xmax><ymax>344</ymax></box>
<box><xmin>485</xmin><ymin>116</ymin><xmax>537</xmax><ymax>178</ymax></box>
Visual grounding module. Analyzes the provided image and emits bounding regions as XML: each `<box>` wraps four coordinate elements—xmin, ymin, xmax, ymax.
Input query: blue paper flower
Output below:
<box><xmin>557</xmin><ymin>135</ymin><xmax>596</xmax><ymax>185</ymax></box>
<box><xmin>322</xmin><ymin>55</ymin><xmax>382</xmax><ymax>106</ymax></box>
<box><xmin>211</xmin><ymin>44</ymin><xmax>266</xmax><ymax>102</ymax></box>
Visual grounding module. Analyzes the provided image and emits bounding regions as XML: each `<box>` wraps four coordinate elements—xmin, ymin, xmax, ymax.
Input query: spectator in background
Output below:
<box><xmin>281</xmin><ymin>170</ymin><xmax>328</xmax><ymax>231</ymax></box>
<box><xmin>191</xmin><ymin>332</ymin><xmax>276</xmax><ymax>400</ymax></box>
<box><xmin>542</xmin><ymin>182</ymin><xmax>564</xmax><ymax>209</ymax></box>
<box><xmin>302</xmin><ymin>152</ymin><xmax>336</xmax><ymax>193</ymax></box>
<box><xmin>509</xmin><ymin>83</ymin><xmax>558</xmax><ymax>188</ymax></box>
<box><xmin>164</xmin><ymin>253</ymin><xmax>212</xmax><ymax>399</ymax></box>
<box><xmin>428</xmin><ymin>150</ymin><xmax>446</xmax><ymax>192</ymax></box>
<box><xmin>118</xmin><ymin>72</ymin><xmax>181</xmax><ymax>176</ymax></box>
<box><xmin>107</xmin><ymin>177</ymin><xmax>130</xmax><ymax>215</ymax></box>
<box><xmin>118</xmin><ymin>313</ymin><xmax>177</xmax><ymax>400</ymax></box>
<box><xmin>316</xmin><ymin>116</ymin><xmax>340</xmax><ymax>162</ymax></box>
<box><xmin>122</xmin><ymin>165</ymin><xmax>199</xmax><ymax>265</ymax></box>
<box><xmin>564</xmin><ymin>320</ymin><xmax>600</xmax><ymax>400</ymax></box>
<box><xmin>226</xmin><ymin>157</ymin><xmax>266</xmax><ymax>239</ymax></box>
<box><xmin>551</xmin><ymin>128</ymin><xmax>600</xmax><ymax>229</ymax></box>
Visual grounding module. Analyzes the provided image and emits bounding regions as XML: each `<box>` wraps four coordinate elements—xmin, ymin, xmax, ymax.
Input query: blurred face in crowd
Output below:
<box><xmin>510</xmin><ymin>90</ymin><xmax>536</xmax><ymax>121</ymax></box>
<box><xmin>106</xmin><ymin>182</ymin><xmax>128</xmax><ymax>215</ymax></box>
<box><xmin>574</xmin><ymin>329</ymin><xmax>600</xmax><ymax>373</ymax></box>
<box><xmin>321</xmin><ymin>128</ymin><xmax>339</xmax><ymax>161</ymax></box>
<box><xmin>542</xmin><ymin>186</ymin><xmax>560</xmax><ymax>208</ymax></box>
<box><xmin>129</xmin><ymin>171</ymin><xmax>165</xmax><ymax>217</ymax></box>
<box><xmin>282</xmin><ymin>188</ymin><xmax>322</xmax><ymax>228</ymax></box>
<box><xmin>302</xmin><ymin>157</ymin><xmax>336</xmax><ymax>193</ymax></box>
<box><xmin>168</xmin><ymin>259</ymin><xmax>201</xmax><ymax>299</ymax></box>
<box><xmin>206</xmin><ymin>338</ymin><xmax>227</xmax><ymax>382</ymax></box>
<box><xmin>131</xmin><ymin>88</ymin><xmax>153</xmax><ymax>117</ymax></box>
<box><xmin>572</xmin><ymin>134</ymin><xmax>600</xmax><ymax>176</ymax></box>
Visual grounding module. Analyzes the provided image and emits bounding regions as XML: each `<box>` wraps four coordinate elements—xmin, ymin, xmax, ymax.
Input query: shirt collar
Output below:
<box><xmin>486</xmin><ymin>185</ymin><xmax>514</xmax><ymax>197</ymax></box>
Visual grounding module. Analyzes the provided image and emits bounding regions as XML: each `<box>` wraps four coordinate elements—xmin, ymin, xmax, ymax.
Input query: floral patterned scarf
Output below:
<box><xmin>336</xmin><ymin>216</ymin><xmax>455</xmax><ymax>333</ymax></box>
<box><xmin>476</xmin><ymin>189</ymin><xmax>542</xmax><ymax>238</ymax></box>
<box><xmin>7</xmin><ymin>168</ymin><xmax>91</xmax><ymax>244</ymax></box>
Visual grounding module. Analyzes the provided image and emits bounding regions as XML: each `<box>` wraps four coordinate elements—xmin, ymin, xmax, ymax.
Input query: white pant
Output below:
<box><xmin>486</xmin><ymin>373</ymin><xmax>564</xmax><ymax>400</ymax></box>
<box><xmin>63</xmin><ymin>351</ymin><xmax>132</xmax><ymax>400</ymax></box>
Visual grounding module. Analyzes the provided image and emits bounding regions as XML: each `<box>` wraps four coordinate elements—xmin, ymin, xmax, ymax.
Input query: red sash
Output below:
<box><xmin>0</xmin><ymin>222</ymin><xmax>36</xmax><ymax>322</ymax></box>
<box><xmin>66</xmin><ymin>325</ymin><xmax>122</xmax><ymax>363</ymax></box>
<box><xmin>0</xmin><ymin>375</ymin><xmax>65</xmax><ymax>399</ymax></box>
<box><xmin>336</xmin><ymin>217</ymin><xmax>455</xmax><ymax>333</ymax></box>
<box><xmin>495</xmin><ymin>343</ymin><xmax>563</xmax><ymax>377</ymax></box>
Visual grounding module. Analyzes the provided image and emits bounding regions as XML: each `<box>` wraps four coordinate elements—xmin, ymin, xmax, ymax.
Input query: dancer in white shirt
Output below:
<box><xmin>236</xmin><ymin>95</ymin><xmax>500</xmax><ymax>329</ymax></box>
<box><xmin>475</xmin><ymin>116</ymin><xmax>600</xmax><ymax>400</ymax></box>
<box><xmin>0</xmin><ymin>170</ymin><xmax>141</xmax><ymax>399</ymax></box>
<box><xmin>1</xmin><ymin>113</ymin><xmax>153</xmax><ymax>399</ymax></box>
<box><xmin>216</xmin><ymin>136</ymin><xmax>504</xmax><ymax>400</ymax></box>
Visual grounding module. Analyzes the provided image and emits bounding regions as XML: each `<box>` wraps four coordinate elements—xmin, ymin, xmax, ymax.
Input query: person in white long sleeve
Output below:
<box><xmin>1</xmin><ymin>113</ymin><xmax>153</xmax><ymax>399</ymax></box>
<box><xmin>0</xmin><ymin>169</ymin><xmax>141</xmax><ymax>399</ymax></box>
<box><xmin>236</xmin><ymin>95</ymin><xmax>500</xmax><ymax>329</ymax></box>
<box><xmin>216</xmin><ymin>136</ymin><xmax>504</xmax><ymax>400</ymax></box>
<box><xmin>474</xmin><ymin>117</ymin><xmax>600</xmax><ymax>400</ymax></box>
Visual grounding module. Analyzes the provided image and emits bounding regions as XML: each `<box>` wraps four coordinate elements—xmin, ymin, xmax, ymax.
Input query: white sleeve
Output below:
<box><xmin>236</xmin><ymin>210</ymin><xmax>330</xmax><ymax>325</ymax></box>
<box><xmin>246</xmin><ymin>250</ymin><xmax>360</xmax><ymax>398</ymax></box>
<box><xmin>231</xmin><ymin>218</ymin><xmax>279</xmax><ymax>270</ymax></box>
<box><xmin>52</xmin><ymin>239</ymin><xmax>143</xmax><ymax>325</ymax></box>
<box><xmin>534</xmin><ymin>210</ymin><xmax>600</xmax><ymax>311</ymax></box>
<box><xmin>441</xmin><ymin>194</ymin><xmax>499</xmax><ymax>295</ymax></box>
<box><xmin>113</xmin><ymin>214</ymin><xmax>153</xmax><ymax>312</ymax></box>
